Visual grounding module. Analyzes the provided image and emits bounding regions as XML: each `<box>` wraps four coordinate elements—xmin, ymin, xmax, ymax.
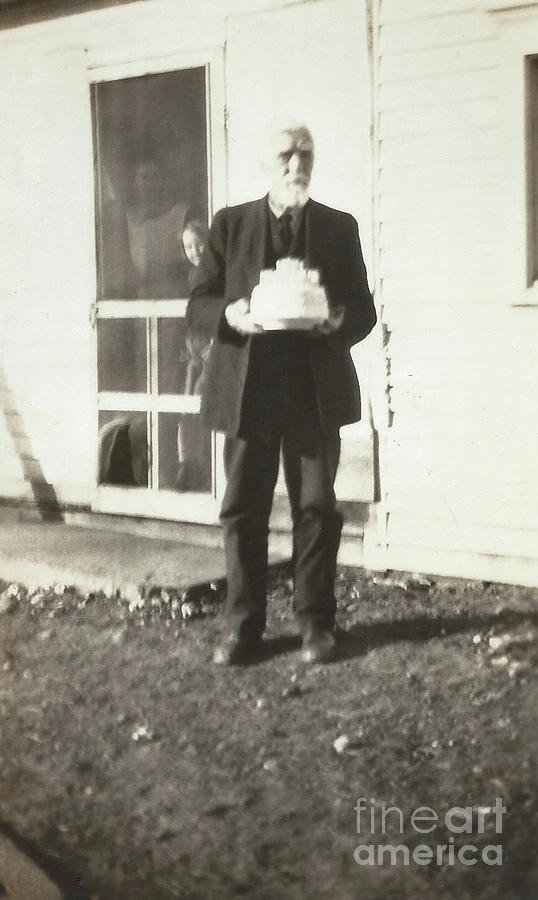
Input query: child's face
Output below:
<box><xmin>183</xmin><ymin>229</ymin><xmax>205</xmax><ymax>267</ymax></box>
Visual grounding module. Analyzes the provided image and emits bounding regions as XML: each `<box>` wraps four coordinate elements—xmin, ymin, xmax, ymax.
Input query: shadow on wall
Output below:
<box><xmin>0</xmin><ymin>367</ymin><xmax>63</xmax><ymax>522</ymax></box>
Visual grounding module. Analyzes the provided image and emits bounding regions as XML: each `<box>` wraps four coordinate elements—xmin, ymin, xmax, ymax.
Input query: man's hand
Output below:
<box><xmin>224</xmin><ymin>298</ymin><xmax>264</xmax><ymax>335</ymax></box>
<box><xmin>310</xmin><ymin>305</ymin><xmax>345</xmax><ymax>336</ymax></box>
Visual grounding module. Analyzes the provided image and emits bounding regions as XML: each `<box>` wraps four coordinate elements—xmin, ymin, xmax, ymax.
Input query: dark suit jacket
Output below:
<box><xmin>187</xmin><ymin>195</ymin><xmax>376</xmax><ymax>436</ymax></box>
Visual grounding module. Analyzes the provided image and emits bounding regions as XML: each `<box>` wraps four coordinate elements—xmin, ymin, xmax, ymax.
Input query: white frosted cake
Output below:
<box><xmin>250</xmin><ymin>259</ymin><xmax>329</xmax><ymax>329</ymax></box>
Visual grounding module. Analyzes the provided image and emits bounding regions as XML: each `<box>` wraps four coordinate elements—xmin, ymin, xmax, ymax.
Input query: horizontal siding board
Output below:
<box><xmin>388</xmin><ymin>360</ymin><xmax>534</xmax><ymax>385</ymax></box>
<box><xmin>379</xmin><ymin>0</ymin><xmax>481</xmax><ymax>26</ymax></box>
<box><xmin>381</xmin><ymin>303</ymin><xmax>529</xmax><ymax>333</ymax></box>
<box><xmin>379</xmin><ymin>99</ymin><xmax>498</xmax><ymax>140</ymax></box>
<box><xmin>4</xmin><ymin>370</ymin><xmax>94</xmax><ymax>395</ymax></box>
<box><xmin>380</xmin><ymin>215</ymin><xmax>498</xmax><ymax>250</ymax></box>
<box><xmin>388</xmin><ymin>402</ymin><xmax>538</xmax><ymax>429</ymax></box>
<box><xmin>385</xmin><ymin>545</ymin><xmax>538</xmax><ymax>588</ymax></box>
<box><xmin>379</xmin><ymin>128</ymin><xmax>498</xmax><ymax>166</ymax></box>
<box><xmin>386</xmin><ymin>490</ymin><xmax>538</xmax><ymax>532</ymax></box>
<box><xmin>386</xmin><ymin>330</ymin><xmax>536</xmax><ymax>360</ymax></box>
<box><xmin>380</xmin><ymin>245</ymin><xmax>500</xmax><ymax>277</ymax></box>
<box><xmin>379</xmin><ymin>40</ymin><xmax>496</xmax><ymax>83</ymax></box>
<box><xmin>388</xmin><ymin>396</ymin><xmax>537</xmax><ymax>433</ymax></box>
<box><xmin>0</xmin><ymin>478</ymin><xmax>91</xmax><ymax>507</ymax></box>
<box><xmin>384</xmin><ymin>471</ymin><xmax>535</xmax><ymax>506</ymax></box>
<box><xmin>379</xmin><ymin>184</ymin><xmax>503</xmax><ymax>222</ymax></box>
<box><xmin>5</xmin><ymin>347</ymin><xmax>94</xmax><ymax>367</ymax></box>
<box><xmin>386</xmin><ymin>422</ymin><xmax>538</xmax><ymax>454</ymax></box>
<box><xmin>379</xmin><ymin>12</ymin><xmax>496</xmax><ymax>55</ymax></box>
<box><xmin>379</xmin><ymin>157</ymin><xmax>502</xmax><ymax>193</ymax></box>
<box><xmin>386</xmin><ymin>497</ymin><xmax>538</xmax><ymax>539</ymax></box>
<box><xmin>379</xmin><ymin>69</ymin><xmax>499</xmax><ymax>110</ymax></box>
<box><xmin>385</xmin><ymin>441</ymin><xmax>536</xmax><ymax>484</ymax></box>
<box><xmin>380</xmin><ymin>273</ymin><xmax>505</xmax><ymax>307</ymax></box>
<box><xmin>387</xmin><ymin>514</ymin><xmax>538</xmax><ymax>559</ymax></box>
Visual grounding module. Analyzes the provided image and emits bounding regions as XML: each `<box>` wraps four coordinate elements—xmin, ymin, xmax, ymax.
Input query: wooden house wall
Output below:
<box><xmin>376</xmin><ymin>0</ymin><xmax>538</xmax><ymax>585</ymax></box>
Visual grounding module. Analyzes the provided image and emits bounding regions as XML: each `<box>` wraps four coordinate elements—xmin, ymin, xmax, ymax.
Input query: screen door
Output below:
<box><xmin>91</xmin><ymin>62</ymin><xmax>222</xmax><ymax>522</ymax></box>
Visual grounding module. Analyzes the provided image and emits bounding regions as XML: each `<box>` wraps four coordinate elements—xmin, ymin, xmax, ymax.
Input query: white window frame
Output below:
<box><xmin>486</xmin><ymin>0</ymin><xmax>538</xmax><ymax>306</ymax></box>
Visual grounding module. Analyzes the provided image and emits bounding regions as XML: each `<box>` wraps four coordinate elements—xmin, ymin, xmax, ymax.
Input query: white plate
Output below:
<box><xmin>255</xmin><ymin>316</ymin><xmax>326</xmax><ymax>331</ymax></box>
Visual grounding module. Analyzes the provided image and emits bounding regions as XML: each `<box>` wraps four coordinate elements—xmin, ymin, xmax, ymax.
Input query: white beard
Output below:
<box><xmin>272</xmin><ymin>182</ymin><xmax>310</xmax><ymax>211</ymax></box>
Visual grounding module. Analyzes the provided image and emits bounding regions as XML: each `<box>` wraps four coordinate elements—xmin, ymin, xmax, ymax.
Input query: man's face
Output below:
<box><xmin>263</xmin><ymin>128</ymin><xmax>314</xmax><ymax>208</ymax></box>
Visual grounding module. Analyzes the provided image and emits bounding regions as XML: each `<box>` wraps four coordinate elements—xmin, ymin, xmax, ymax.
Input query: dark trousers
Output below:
<box><xmin>220</xmin><ymin>398</ymin><xmax>343</xmax><ymax>640</ymax></box>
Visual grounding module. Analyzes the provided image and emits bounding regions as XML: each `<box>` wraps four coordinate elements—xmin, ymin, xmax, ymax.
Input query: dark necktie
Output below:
<box><xmin>279</xmin><ymin>210</ymin><xmax>293</xmax><ymax>257</ymax></box>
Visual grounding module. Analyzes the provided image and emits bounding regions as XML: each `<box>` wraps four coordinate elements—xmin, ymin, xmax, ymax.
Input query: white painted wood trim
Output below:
<box><xmin>93</xmin><ymin>485</ymin><xmax>220</xmax><ymax>523</ymax></box>
<box><xmin>97</xmin><ymin>393</ymin><xmax>202</xmax><ymax>413</ymax></box>
<box><xmin>97</xmin><ymin>301</ymin><xmax>189</xmax><ymax>317</ymax></box>
<box><xmin>366</xmin><ymin>0</ymin><xmax>389</xmax><ymax>570</ymax></box>
<box><xmin>88</xmin><ymin>47</ymin><xmax>220</xmax><ymax>82</ymax></box>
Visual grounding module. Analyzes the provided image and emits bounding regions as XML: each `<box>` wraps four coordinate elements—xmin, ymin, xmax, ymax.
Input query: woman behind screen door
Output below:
<box><xmin>175</xmin><ymin>220</ymin><xmax>212</xmax><ymax>491</ymax></box>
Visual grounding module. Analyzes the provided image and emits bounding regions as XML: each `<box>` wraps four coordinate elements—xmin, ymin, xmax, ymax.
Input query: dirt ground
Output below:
<box><xmin>0</xmin><ymin>566</ymin><xmax>536</xmax><ymax>900</ymax></box>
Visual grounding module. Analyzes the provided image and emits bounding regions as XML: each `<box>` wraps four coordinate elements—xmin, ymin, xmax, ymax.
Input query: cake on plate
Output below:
<box><xmin>250</xmin><ymin>258</ymin><xmax>329</xmax><ymax>329</ymax></box>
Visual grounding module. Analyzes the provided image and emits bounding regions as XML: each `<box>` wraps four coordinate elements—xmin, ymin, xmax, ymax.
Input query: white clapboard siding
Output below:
<box><xmin>386</xmin><ymin>547</ymin><xmax>538</xmax><ymax>588</ymax></box>
<box><xmin>384</xmin><ymin>467</ymin><xmax>537</xmax><ymax>520</ymax></box>
<box><xmin>0</xmin><ymin>477</ymin><xmax>91</xmax><ymax>507</ymax></box>
<box><xmin>381</xmin><ymin>303</ymin><xmax>531</xmax><ymax>334</ymax></box>
<box><xmin>379</xmin><ymin>156</ymin><xmax>502</xmax><ymax>194</ymax></box>
<box><xmin>388</xmin><ymin>390</ymin><xmax>534</xmax><ymax>429</ymax></box>
<box><xmin>386</xmin><ymin>418</ymin><xmax>537</xmax><ymax>457</ymax></box>
<box><xmin>381</xmin><ymin>277</ymin><xmax>501</xmax><ymax>308</ymax></box>
<box><xmin>388</xmin><ymin>355</ymin><xmax>534</xmax><ymax>383</ymax></box>
<box><xmin>385</xmin><ymin>487</ymin><xmax>538</xmax><ymax>533</ymax></box>
<box><xmin>379</xmin><ymin>12</ymin><xmax>497</xmax><ymax>55</ymax></box>
<box><xmin>380</xmin><ymin>215</ymin><xmax>498</xmax><ymax>250</ymax></box>
<box><xmin>387</xmin><ymin>330</ymin><xmax>537</xmax><ymax>361</ymax></box>
<box><xmin>380</xmin><ymin>69</ymin><xmax>499</xmax><ymax>111</ymax></box>
<box><xmin>377</xmin><ymin>0</ymin><xmax>538</xmax><ymax>580</ymax></box>
<box><xmin>379</xmin><ymin>183</ymin><xmax>504</xmax><ymax>222</ymax></box>
<box><xmin>379</xmin><ymin>0</ymin><xmax>482</xmax><ymax>25</ymax></box>
<box><xmin>379</xmin><ymin>40</ymin><xmax>497</xmax><ymax>83</ymax></box>
<box><xmin>4</xmin><ymin>329</ymin><xmax>94</xmax><ymax>367</ymax></box>
<box><xmin>380</xmin><ymin>128</ymin><xmax>499</xmax><ymax>168</ymax></box>
<box><xmin>388</xmin><ymin>391</ymin><xmax>538</xmax><ymax>421</ymax></box>
<box><xmin>387</xmin><ymin>514</ymin><xmax>538</xmax><ymax>561</ymax></box>
<box><xmin>388</xmin><ymin>399</ymin><xmax>510</xmax><ymax>429</ymax></box>
<box><xmin>380</xmin><ymin>99</ymin><xmax>498</xmax><ymax>140</ymax></box>
<box><xmin>386</xmin><ymin>487</ymin><xmax>538</xmax><ymax>533</ymax></box>
<box><xmin>380</xmin><ymin>244</ymin><xmax>501</xmax><ymax>279</ymax></box>
<box><xmin>0</xmin><ymin>47</ymin><xmax>96</xmax><ymax>507</ymax></box>
<box><xmin>5</xmin><ymin>366</ymin><xmax>94</xmax><ymax>396</ymax></box>
<box><xmin>385</xmin><ymin>425</ymin><xmax>537</xmax><ymax>484</ymax></box>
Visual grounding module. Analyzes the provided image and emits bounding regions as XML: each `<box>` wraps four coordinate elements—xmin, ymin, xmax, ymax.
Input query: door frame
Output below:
<box><xmin>89</xmin><ymin>46</ymin><xmax>227</xmax><ymax>523</ymax></box>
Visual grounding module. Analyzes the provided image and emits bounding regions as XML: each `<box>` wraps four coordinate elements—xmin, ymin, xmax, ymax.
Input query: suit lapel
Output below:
<box><xmin>242</xmin><ymin>196</ymin><xmax>271</xmax><ymax>286</ymax></box>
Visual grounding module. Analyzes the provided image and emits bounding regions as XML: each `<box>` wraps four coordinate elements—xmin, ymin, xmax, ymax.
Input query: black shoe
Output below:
<box><xmin>300</xmin><ymin>629</ymin><xmax>337</xmax><ymax>664</ymax></box>
<box><xmin>213</xmin><ymin>633</ymin><xmax>262</xmax><ymax>666</ymax></box>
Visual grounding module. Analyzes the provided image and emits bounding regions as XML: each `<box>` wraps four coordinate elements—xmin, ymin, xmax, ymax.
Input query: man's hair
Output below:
<box><xmin>260</xmin><ymin>115</ymin><xmax>315</xmax><ymax>162</ymax></box>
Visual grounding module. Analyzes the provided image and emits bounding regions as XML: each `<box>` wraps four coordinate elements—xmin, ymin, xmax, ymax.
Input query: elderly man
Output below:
<box><xmin>187</xmin><ymin>118</ymin><xmax>376</xmax><ymax>665</ymax></box>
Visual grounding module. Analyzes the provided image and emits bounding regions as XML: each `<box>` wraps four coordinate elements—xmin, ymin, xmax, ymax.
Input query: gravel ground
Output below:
<box><xmin>0</xmin><ymin>568</ymin><xmax>536</xmax><ymax>899</ymax></box>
